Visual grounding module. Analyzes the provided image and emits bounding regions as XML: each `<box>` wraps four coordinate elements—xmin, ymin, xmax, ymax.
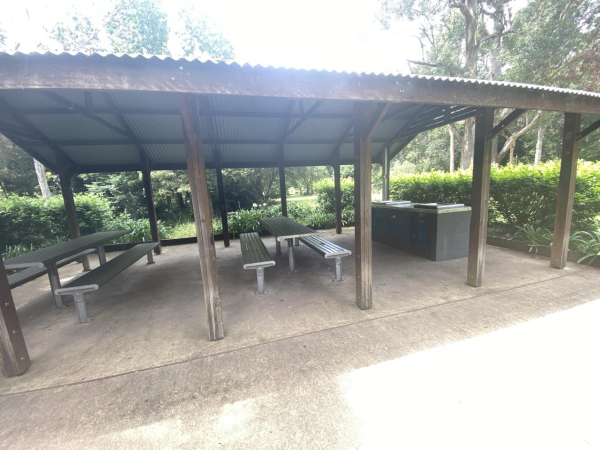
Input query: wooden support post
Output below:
<box><xmin>551</xmin><ymin>113</ymin><xmax>582</xmax><ymax>269</ymax></box>
<box><xmin>0</xmin><ymin>254</ymin><xmax>30</xmax><ymax>377</ymax></box>
<box><xmin>467</xmin><ymin>108</ymin><xmax>495</xmax><ymax>287</ymax></box>
<box><xmin>382</xmin><ymin>146</ymin><xmax>390</xmax><ymax>201</ymax></box>
<box><xmin>140</xmin><ymin>158</ymin><xmax>161</xmax><ymax>254</ymax></box>
<box><xmin>215</xmin><ymin>165</ymin><xmax>230</xmax><ymax>247</ymax></box>
<box><xmin>354</xmin><ymin>102</ymin><xmax>373</xmax><ymax>310</ymax></box>
<box><xmin>279</xmin><ymin>165</ymin><xmax>288</xmax><ymax>217</ymax></box>
<box><xmin>334</xmin><ymin>162</ymin><xmax>342</xmax><ymax>234</ymax></box>
<box><xmin>58</xmin><ymin>168</ymin><xmax>90</xmax><ymax>270</ymax></box>
<box><xmin>179</xmin><ymin>94</ymin><xmax>224</xmax><ymax>341</ymax></box>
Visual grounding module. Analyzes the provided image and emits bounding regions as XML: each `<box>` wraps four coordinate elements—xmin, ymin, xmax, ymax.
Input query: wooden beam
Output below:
<box><xmin>282</xmin><ymin>100</ymin><xmax>323</xmax><ymax>140</ymax></box>
<box><xmin>365</xmin><ymin>103</ymin><xmax>391</xmax><ymax>141</ymax></box>
<box><xmin>487</xmin><ymin>109</ymin><xmax>526</xmax><ymax>141</ymax></box>
<box><xmin>383</xmin><ymin>105</ymin><xmax>427</xmax><ymax>152</ymax></box>
<box><xmin>178</xmin><ymin>94</ymin><xmax>224</xmax><ymax>341</ymax></box>
<box><xmin>3</xmin><ymin>54</ymin><xmax>600</xmax><ymax>113</ymax></box>
<box><xmin>141</xmin><ymin>160</ymin><xmax>161</xmax><ymax>254</ymax></box>
<box><xmin>0</xmin><ymin>254</ymin><xmax>31</xmax><ymax>377</ymax></box>
<box><xmin>467</xmin><ymin>108</ymin><xmax>495</xmax><ymax>287</ymax></box>
<box><xmin>328</xmin><ymin>121</ymin><xmax>354</xmax><ymax>160</ymax></box>
<box><xmin>0</xmin><ymin>96</ymin><xmax>78</xmax><ymax>170</ymax></box>
<box><xmin>389</xmin><ymin>136</ymin><xmax>417</xmax><ymax>161</ymax></box>
<box><xmin>277</xmin><ymin>100</ymin><xmax>296</xmax><ymax>217</ymax></box>
<box><xmin>58</xmin><ymin>167</ymin><xmax>91</xmax><ymax>270</ymax></box>
<box><xmin>354</xmin><ymin>102</ymin><xmax>373</xmax><ymax>310</ymax></box>
<box><xmin>577</xmin><ymin>118</ymin><xmax>600</xmax><ymax>141</ymax></box>
<box><xmin>400</xmin><ymin>109</ymin><xmax>478</xmax><ymax>140</ymax></box>
<box><xmin>334</xmin><ymin>162</ymin><xmax>342</xmax><ymax>234</ymax></box>
<box><xmin>41</xmin><ymin>91</ymin><xmax>130</xmax><ymax>138</ymax></box>
<box><xmin>382</xmin><ymin>146</ymin><xmax>390</xmax><ymax>200</ymax></box>
<box><xmin>550</xmin><ymin>113</ymin><xmax>582</xmax><ymax>269</ymax></box>
<box><xmin>198</xmin><ymin>96</ymin><xmax>230</xmax><ymax>247</ymax></box>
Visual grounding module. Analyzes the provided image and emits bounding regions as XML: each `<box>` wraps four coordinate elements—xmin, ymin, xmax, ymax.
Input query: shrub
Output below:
<box><xmin>389</xmin><ymin>162</ymin><xmax>600</xmax><ymax>233</ymax></box>
<box><xmin>0</xmin><ymin>194</ymin><xmax>113</xmax><ymax>248</ymax></box>
<box><xmin>314</xmin><ymin>179</ymin><xmax>355</xmax><ymax>213</ymax></box>
<box><xmin>104</xmin><ymin>214</ymin><xmax>169</xmax><ymax>244</ymax></box>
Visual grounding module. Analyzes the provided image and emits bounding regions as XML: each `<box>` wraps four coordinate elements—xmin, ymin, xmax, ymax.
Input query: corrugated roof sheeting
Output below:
<box><xmin>0</xmin><ymin>90</ymin><xmax>59</xmax><ymax>109</ymax></box>
<box><xmin>208</xmin><ymin>95</ymin><xmax>289</xmax><ymax>114</ymax></box>
<box><xmin>213</xmin><ymin>116</ymin><xmax>284</xmax><ymax>140</ymax></box>
<box><xmin>144</xmin><ymin>144</ymin><xmax>186</xmax><ymax>164</ymax></box>
<box><xmin>26</xmin><ymin>114</ymin><xmax>128</xmax><ymax>140</ymax></box>
<box><xmin>284</xmin><ymin>144</ymin><xmax>333</xmax><ymax>162</ymax></box>
<box><xmin>373</xmin><ymin>118</ymin><xmax>409</xmax><ymax>141</ymax></box>
<box><xmin>109</xmin><ymin>91</ymin><xmax>180</xmax><ymax>109</ymax></box>
<box><xmin>287</xmin><ymin>118</ymin><xmax>349</xmax><ymax>140</ymax></box>
<box><xmin>23</xmin><ymin>145</ymin><xmax>57</xmax><ymax>166</ymax></box>
<box><xmin>126</xmin><ymin>114</ymin><xmax>185</xmax><ymax>140</ymax></box>
<box><xmin>220</xmin><ymin>144</ymin><xmax>277</xmax><ymax>164</ymax></box>
<box><xmin>338</xmin><ymin>142</ymin><xmax>353</xmax><ymax>161</ymax></box>
<box><xmin>313</xmin><ymin>100</ymin><xmax>353</xmax><ymax>115</ymax></box>
<box><xmin>64</xmin><ymin>145</ymin><xmax>140</xmax><ymax>166</ymax></box>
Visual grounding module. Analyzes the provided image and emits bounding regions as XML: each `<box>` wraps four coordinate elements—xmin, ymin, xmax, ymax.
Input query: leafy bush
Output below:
<box><xmin>314</xmin><ymin>179</ymin><xmax>355</xmax><ymax>213</ymax></box>
<box><xmin>0</xmin><ymin>194</ymin><xmax>113</xmax><ymax>248</ymax></box>
<box><xmin>104</xmin><ymin>214</ymin><xmax>169</xmax><ymax>244</ymax></box>
<box><xmin>570</xmin><ymin>231</ymin><xmax>600</xmax><ymax>265</ymax></box>
<box><xmin>390</xmin><ymin>162</ymin><xmax>600</xmax><ymax>233</ymax></box>
<box><xmin>511</xmin><ymin>224</ymin><xmax>553</xmax><ymax>254</ymax></box>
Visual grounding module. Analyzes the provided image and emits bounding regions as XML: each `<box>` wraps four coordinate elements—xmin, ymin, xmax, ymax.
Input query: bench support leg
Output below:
<box><xmin>287</xmin><ymin>239</ymin><xmax>296</xmax><ymax>273</ymax></box>
<box><xmin>294</xmin><ymin>238</ymin><xmax>300</xmax><ymax>247</ymax></box>
<box><xmin>81</xmin><ymin>255</ymin><xmax>91</xmax><ymax>272</ymax></box>
<box><xmin>256</xmin><ymin>267</ymin><xmax>265</xmax><ymax>294</ymax></box>
<box><xmin>47</xmin><ymin>264</ymin><xmax>65</xmax><ymax>308</ymax></box>
<box><xmin>334</xmin><ymin>257</ymin><xmax>343</xmax><ymax>281</ymax></box>
<box><xmin>147</xmin><ymin>251</ymin><xmax>155</xmax><ymax>265</ymax></box>
<box><xmin>72</xmin><ymin>291</ymin><xmax>91</xmax><ymax>323</ymax></box>
<box><xmin>97</xmin><ymin>246</ymin><xmax>107</xmax><ymax>265</ymax></box>
<box><xmin>276</xmin><ymin>240</ymin><xmax>281</xmax><ymax>256</ymax></box>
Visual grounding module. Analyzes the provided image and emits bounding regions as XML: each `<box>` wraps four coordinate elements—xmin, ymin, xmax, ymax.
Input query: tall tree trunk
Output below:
<box><xmin>447</xmin><ymin>125</ymin><xmax>455</xmax><ymax>174</ymax></box>
<box><xmin>497</xmin><ymin>111</ymin><xmax>543</xmax><ymax>163</ymax></box>
<box><xmin>33</xmin><ymin>159</ymin><xmax>51</xmax><ymax>198</ymax></box>
<box><xmin>491</xmin><ymin>137</ymin><xmax>499</xmax><ymax>164</ymax></box>
<box><xmin>461</xmin><ymin>118</ymin><xmax>475</xmax><ymax>169</ymax></box>
<box><xmin>534</xmin><ymin>121</ymin><xmax>546</xmax><ymax>166</ymax></box>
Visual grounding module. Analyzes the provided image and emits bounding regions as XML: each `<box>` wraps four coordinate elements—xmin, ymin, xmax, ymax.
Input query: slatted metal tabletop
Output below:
<box><xmin>4</xmin><ymin>230</ymin><xmax>131</xmax><ymax>269</ymax></box>
<box><xmin>259</xmin><ymin>216</ymin><xmax>318</xmax><ymax>241</ymax></box>
<box><xmin>259</xmin><ymin>216</ymin><xmax>317</xmax><ymax>273</ymax></box>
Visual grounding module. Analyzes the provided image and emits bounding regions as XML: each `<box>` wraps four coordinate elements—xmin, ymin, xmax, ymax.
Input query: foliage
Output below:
<box><xmin>389</xmin><ymin>162</ymin><xmax>600</xmax><ymax>233</ymax></box>
<box><xmin>104</xmin><ymin>214</ymin><xmax>169</xmax><ymax>244</ymax></box>
<box><xmin>570</xmin><ymin>231</ymin><xmax>600</xmax><ymax>265</ymax></box>
<box><xmin>106</xmin><ymin>0</ymin><xmax>169</xmax><ymax>55</ymax></box>
<box><xmin>83</xmin><ymin>172</ymin><xmax>146</xmax><ymax>219</ymax></box>
<box><xmin>0</xmin><ymin>194</ymin><xmax>113</xmax><ymax>248</ymax></box>
<box><xmin>177</xmin><ymin>8</ymin><xmax>235</xmax><ymax>60</ymax></box>
<box><xmin>314</xmin><ymin>179</ymin><xmax>355</xmax><ymax>214</ymax></box>
<box><xmin>511</xmin><ymin>224</ymin><xmax>553</xmax><ymax>254</ymax></box>
<box><xmin>48</xmin><ymin>14</ymin><xmax>105</xmax><ymax>53</ymax></box>
<box><xmin>0</xmin><ymin>137</ymin><xmax>46</xmax><ymax>196</ymax></box>
<box><xmin>286</xmin><ymin>167</ymin><xmax>329</xmax><ymax>195</ymax></box>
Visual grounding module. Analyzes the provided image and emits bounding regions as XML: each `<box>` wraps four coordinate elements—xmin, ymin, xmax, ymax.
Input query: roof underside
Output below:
<box><xmin>0</xmin><ymin>52</ymin><xmax>598</xmax><ymax>173</ymax></box>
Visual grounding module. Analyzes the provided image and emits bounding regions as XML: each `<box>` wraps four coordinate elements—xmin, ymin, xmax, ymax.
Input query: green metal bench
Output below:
<box><xmin>8</xmin><ymin>248</ymin><xmax>97</xmax><ymax>289</ymax></box>
<box><xmin>54</xmin><ymin>242</ymin><xmax>159</xmax><ymax>323</ymax></box>
<box><xmin>240</xmin><ymin>232</ymin><xmax>275</xmax><ymax>294</ymax></box>
<box><xmin>298</xmin><ymin>235</ymin><xmax>351</xmax><ymax>281</ymax></box>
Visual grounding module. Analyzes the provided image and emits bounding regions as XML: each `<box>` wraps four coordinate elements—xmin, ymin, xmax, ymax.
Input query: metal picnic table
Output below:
<box><xmin>5</xmin><ymin>230</ymin><xmax>132</xmax><ymax>308</ymax></box>
<box><xmin>259</xmin><ymin>217</ymin><xmax>318</xmax><ymax>272</ymax></box>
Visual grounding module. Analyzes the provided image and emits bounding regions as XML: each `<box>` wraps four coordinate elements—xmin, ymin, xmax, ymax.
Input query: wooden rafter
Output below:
<box><xmin>328</xmin><ymin>120</ymin><xmax>354</xmax><ymax>160</ymax></box>
<box><xmin>487</xmin><ymin>109</ymin><xmax>526</xmax><ymax>140</ymax></box>
<box><xmin>282</xmin><ymin>100</ymin><xmax>323</xmax><ymax>140</ymax></box>
<box><xmin>277</xmin><ymin>100</ymin><xmax>297</xmax><ymax>163</ymax></box>
<box><xmin>102</xmin><ymin>93</ymin><xmax>153</xmax><ymax>166</ymax></box>
<box><xmin>383</xmin><ymin>104</ymin><xmax>427</xmax><ymax>154</ymax></box>
<box><xmin>0</xmin><ymin>96</ymin><xmax>78</xmax><ymax>169</ymax></box>
<box><xmin>365</xmin><ymin>103</ymin><xmax>391</xmax><ymax>141</ymax></box>
<box><xmin>577</xmin><ymin>119</ymin><xmax>600</xmax><ymax>141</ymax></box>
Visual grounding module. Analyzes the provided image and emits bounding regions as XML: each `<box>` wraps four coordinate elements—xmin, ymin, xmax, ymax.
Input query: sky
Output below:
<box><xmin>1</xmin><ymin>0</ymin><xmax>423</xmax><ymax>74</ymax></box>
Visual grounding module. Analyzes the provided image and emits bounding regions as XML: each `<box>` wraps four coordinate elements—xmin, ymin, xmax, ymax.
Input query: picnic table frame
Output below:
<box><xmin>259</xmin><ymin>217</ymin><xmax>318</xmax><ymax>272</ymax></box>
<box><xmin>5</xmin><ymin>230</ymin><xmax>132</xmax><ymax>308</ymax></box>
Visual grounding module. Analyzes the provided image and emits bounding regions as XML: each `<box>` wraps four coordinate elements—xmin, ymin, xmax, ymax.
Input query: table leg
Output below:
<box><xmin>82</xmin><ymin>254</ymin><xmax>91</xmax><ymax>272</ymax></box>
<box><xmin>47</xmin><ymin>263</ymin><xmax>65</xmax><ymax>308</ymax></box>
<box><xmin>276</xmin><ymin>240</ymin><xmax>282</xmax><ymax>256</ymax></box>
<box><xmin>288</xmin><ymin>239</ymin><xmax>296</xmax><ymax>273</ymax></box>
<box><xmin>97</xmin><ymin>245</ymin><xmax>107</xmax><ymax>265</ymax></box>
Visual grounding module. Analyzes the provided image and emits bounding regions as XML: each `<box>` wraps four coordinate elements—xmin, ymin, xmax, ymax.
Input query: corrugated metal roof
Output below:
<box><xmin>0</xmin><ymin>51</ymin><xmax>598</xmax><ymax>173</ymax></box>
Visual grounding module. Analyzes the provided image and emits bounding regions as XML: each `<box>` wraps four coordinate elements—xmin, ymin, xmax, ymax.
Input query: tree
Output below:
<box><xmin>0</xmin><ymin>137</ymin><xmax>42</xmax><ymax>196</ymax></box>
<box><xmin>286</xmin><ymin>167</ymin><xmax>328</xmax><ymax>195</ymax></box>
<box><xmin>49</xmin><ymin>14</ymin><xmax>105</xmax><ymax>53</ymax></box>
<box><xmin>106</xmin><ymin>0</ymin><xmax>170</xmax><ymax>55</ymax></box>
<box><xmin>177</xmin><ymin>9</ymin><xmax>235</xmax><ymax>60</ymax></box>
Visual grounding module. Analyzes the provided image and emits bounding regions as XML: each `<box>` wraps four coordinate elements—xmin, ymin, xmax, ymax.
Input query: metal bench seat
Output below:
<box><xmin>240</xmin><ymin>232</ymin><xmax>275</xmax><ymax>294</ymax></box>
<box><xmin>54</xmin><ymin>242</ymin><xmax>159</xmax><ymax>323</ymax></box>
<box><xmin>298</xmin><ymin>235</ymin><xmax>351</xmax><ymax>281</ymax></box>
<box><xmin>8</xmin><ymin>248</ymin><xmax>97</xmax><ymax>289</ymax></box>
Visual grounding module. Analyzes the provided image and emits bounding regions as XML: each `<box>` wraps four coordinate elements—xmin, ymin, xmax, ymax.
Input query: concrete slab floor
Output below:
<box><xmin>1</xmin><ymin>228</ymin><xmax>599</xmax><ymax>449</ymax></box>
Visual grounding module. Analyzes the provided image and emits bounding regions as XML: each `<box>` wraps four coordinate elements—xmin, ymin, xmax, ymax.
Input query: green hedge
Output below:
<box><xmin>0</xmin><ymin>194</ymin><xmax>113</xmax><ymax>249</ymax></box>
<box><xmin>390</xmin><ymin>162</ymin><xmax>600</xmax><ymax>232</ymax></box>
<box><xmin>314</xmin><ymin>179</ymin><xmax>355</xmax><ymax>213</ymax></box>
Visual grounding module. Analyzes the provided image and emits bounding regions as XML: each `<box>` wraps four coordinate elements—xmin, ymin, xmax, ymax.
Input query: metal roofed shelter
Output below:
<box><xmin>0</xmin><ymin>52</ymin><xmax>599</xmax><ymax>377</ymax></box>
